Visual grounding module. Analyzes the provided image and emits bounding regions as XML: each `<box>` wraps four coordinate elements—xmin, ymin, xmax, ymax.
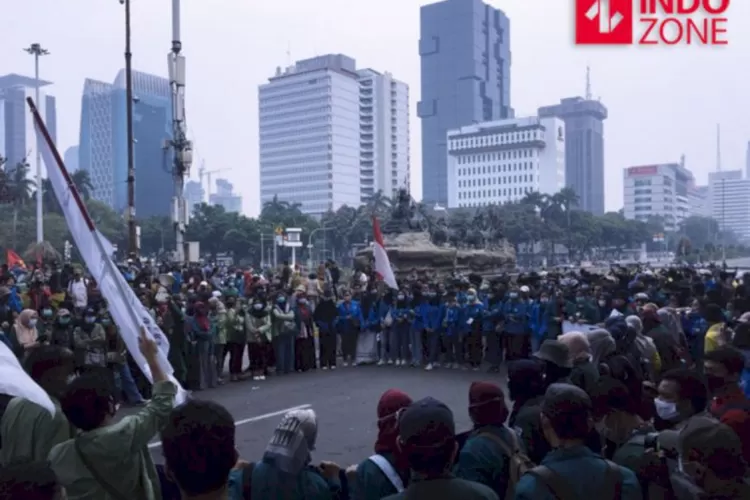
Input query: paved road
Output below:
<box><xmin>147</xmin><ymin>365</ymin><xmax>507</xmax><ymax>468</ymax></box>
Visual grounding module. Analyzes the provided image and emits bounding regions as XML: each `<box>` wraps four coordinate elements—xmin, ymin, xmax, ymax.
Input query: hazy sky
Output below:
<box><xmin>2</xmin><ymin>0</ymin><xmax>748</xmax><ymax>216</ymax></box>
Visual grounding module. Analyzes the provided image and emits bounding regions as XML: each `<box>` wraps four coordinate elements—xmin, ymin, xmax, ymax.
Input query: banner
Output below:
<box><xmin>562</xmin><ymin>321</ymin><xmax>600</xmax><ymax>334</ymax></box>
<box><xmin>29</xmin><ymin>98</ymin><xmax>186</xmax><ymax>403</ymax></box>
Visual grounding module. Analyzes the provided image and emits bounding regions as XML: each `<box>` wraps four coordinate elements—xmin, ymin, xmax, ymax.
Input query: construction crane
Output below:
<box><xmin>197</xmin><ymin>160</ymin><xmax>232</xmax><ymax>202</ymax></box>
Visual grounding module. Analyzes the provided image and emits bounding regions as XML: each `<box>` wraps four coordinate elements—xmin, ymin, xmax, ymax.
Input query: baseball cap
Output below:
<box><xmin>398</xmin><ymin>397</ymin><xmax>455</xmax><ymax>446</ymax></box>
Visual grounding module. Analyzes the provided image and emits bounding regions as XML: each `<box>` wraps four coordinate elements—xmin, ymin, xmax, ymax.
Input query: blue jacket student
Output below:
<box><xmin>463</xmin><ymin>301</ymin><xmax>485</xmax><ymax>336</ymax></box>
<box><xmin>336</xmin><ymin>299</ymin><xmax>364</xmax><ymax>332</ymax></box>
<box><xmin>423</xmin><ymin>293</ymin><xmax>444</xmax><ymax>333</ymax></box>
<box><xmin>530</xmin><ymin>298</ymin><xmax>550</xmax><ymax>342</ymax></box>
<box><xmin>502</xmin><ymin>294</ymin><xmax>530</xmax><ymax>335</ymax></box>
<box><xmin>482</xmin><ymin>296</ymin><xmax>503</xmax><ymax>335</ymax></box>
<box><xmin>411</xmin><ymin>295</ymin><xmax>428</xmax><ymax>332</ymax></box>
<box><xmin>443</xmin><ymin>302</ymin><xmax>462</xmax><ymax>338</ymax></box>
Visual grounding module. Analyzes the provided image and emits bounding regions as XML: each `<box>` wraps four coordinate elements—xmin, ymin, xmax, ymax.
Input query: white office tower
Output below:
<box><xmin>446</xmin><ymin>116</ymin><xmax>565</xmax><ymax>208</ymax></box>
<box><xmin>688</xmin><ymin>185</ymin><xmax>709</xmax><ymax>218</ymax></box>
<box><xmin>357</xmin><ymin>69</ymin><xmax>410</xmax><ymax>202</ymax></box>
<box><xmin>259</xmin><ymin>54</ymin><xmax>361</xmax><ymax>216</ymax></box>
<box><xmin>709</xmin><ymin>170</ymin><xmax>750</xmax><ymax>241</ymax></box>
<box><xmin>622</xmin><ymin>163</ymin><xmax>694</xmax><ymax>231</ymax></box>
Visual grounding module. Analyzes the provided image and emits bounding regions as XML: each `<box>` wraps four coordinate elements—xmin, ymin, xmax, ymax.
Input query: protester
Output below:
<box><xmin>0</xmin><ymin>460</ymin><xmax>64</xmax><ymax>500</ymax></box>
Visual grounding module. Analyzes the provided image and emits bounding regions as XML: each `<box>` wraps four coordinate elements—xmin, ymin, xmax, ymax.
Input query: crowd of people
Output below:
<box><xmin>0</xmin><ymin>259</ymin><xmax>749</xmax><ymax>499</ymax></box>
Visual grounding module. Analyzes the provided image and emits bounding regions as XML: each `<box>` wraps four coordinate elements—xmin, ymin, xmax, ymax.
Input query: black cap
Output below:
<box><xmin>541</xmin><ymin>383</ymin><xmax>591</xmax><ymax>418</ymax></box>
<box><xmin>398</xmin><ymin>397</ymin><xmax>455</xmax><ymax>445</ymax></box>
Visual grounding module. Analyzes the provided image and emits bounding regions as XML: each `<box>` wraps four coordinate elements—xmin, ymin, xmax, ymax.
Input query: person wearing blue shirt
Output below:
<box><xmin>530</xmin><ymin>292</ymin><xmax>551</xmax><ymax>353</ymax></box>
<box><xmin>377</xmin><ymin>291</ymin><xmax>395</xmax><ymax>365</ymax></box>
<box><xmin>681</xmin><ymin>298</ymin><xmax>708</xmax><ymax>367</ymax></box>
<box><xmin>441</xmin><ymin>293</ymin><xmax>462</xmax><ymax>369</ymax></box>
<box><xmin>482</xmin><ymin>289</ymin><xmax>504</xmax><ymax>373</ymax></box>
<box><xmin>336</xmin><ymin>291</ymin><xmax>364</xmax><ymax>367</ymax></box>
<box><xmin>424</xmin><ymin>289</ymin><xmax>445</xmax><ymax>371</ymax></box>
<box><xmin>410</xmin><ymin>290</ymin><xmax>427</xmax><ymax>368</ymax></box>
<box><xmin>392</xmin><ymin>291</ymin><xmax>412</xmax><ymax>366</ymax></box>
<box><xmin>502</xmin><ymin>287</ymin><xmax>531</xmax><ymax>361</ymax></box>
<box><xmin>463</xmin><ymin>288</ymin><xmax>485</xmax><ymax>370</ymax></box>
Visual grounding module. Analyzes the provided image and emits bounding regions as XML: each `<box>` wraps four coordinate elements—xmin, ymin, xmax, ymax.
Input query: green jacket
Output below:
<box><xmin>383</xmin><ymin>474</ymin><xmax>498</xmax><ymax>500</ymax></box>
<box><xmin>511</xmin><ymin>396</ymin><xmax>548</xmax><ymax>465</ymax></box>
<box><xmin>569</xmin><ymin>359</ymin><xmax>600</xmax><ymax>395</ymax></box>
<box><xmin>48</xmin><ymin>380</ymin><xmax>177</xmax><ymax>500</ymax></box>
<box><xmin>250</xmin><ymin>462</ymin><xmax>339</xmax><ymax>500</ymax></box>
<box><xmin>565</xmin><ymin>300</ymin><xmax>600</xmax><ymax>325</ymax></box>
<box><xmin>0</xmin><ymin>397</ymin><xmax>73</xmax><ymax>466</ymax></box>
<box><xmin>354</xmin><ymin>451</ymin><xmax>406</xmax><ymax>500</ymax></box>
<box><xmin>226</xmin><ymin>308</ymin><xmax>246</xmax><ymax>344</ymax></box>
<box><xmin>271</xmin><ymin>305</ymin><xmax>296</xmax><ymax>338</ymax></box>
<box><xmin>454</xmin><ymin>425</ymin><xmax>514</xmax><ymax>499</ymax></box>
<box><xmin>211</xmin><ymin>310</ymin><xmax>228</xmax><ymax>345</ymax></box>
<box><xmin>246</xmin><ymin>312</ymin><xmax>272</xmax><ymax>343</ymax></box>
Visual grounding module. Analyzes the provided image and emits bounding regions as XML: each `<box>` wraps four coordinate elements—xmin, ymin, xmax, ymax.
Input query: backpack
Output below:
<box><xmin>527</xmin><ymin>459</ymin><xmax>622</xmax><ymax>500</ymax></box>
<box><xmin>478</xmin><ymin>429</ymin><xmax>536</xmax><ymax>498</ymax></box>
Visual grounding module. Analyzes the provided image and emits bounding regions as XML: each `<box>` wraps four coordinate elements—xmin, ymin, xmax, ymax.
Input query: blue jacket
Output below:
<box><xmin>530</xmin><ymin>301</ymin><xmax>550</xmax><ymax>341</ymax></box>
<box><xmin>412</xmin><ymin>300</ymin><xmax>428</xmax><ymax>331</ymax></box>
<box><xmin>502</xmin><ymin>300</ymin><xmax>530</xmax><ymax>335</ymax></box>
<box><xmin>482</xmin><ymin>301</ymin><xmax>503</xmax><ymax>334</ymax></box>
<box><xmin>423</xmin><ymin>302</ymin><xmax>444</xmax><ymax>332</ymax></box>
<box><xmin>463</xmin><ymin>302</ymin><xmax>485</xmax><ymax>334</ymax></box>
<box><xmin>7</xmin><ymin>287</ymin><xmax>22</xmax><ymax>314</ymax></box>
<box><xmin>393</xmin><ymin>306</ymin><xmax>412</xmax><ymax>330</ymax></box>
<box><xmin>336</xmin><ymin>300</ymin><xmax>364</xmax><ymax>330</ymax></box>
<box><xmin>443</xmin><ymin>305</ymin><xmax>462</xmax><ymax>337</ymax></box>
<box><xmin>681</xmin><ymin>312</ymin><xmax>708</xmax><ymax>339</ymax></box>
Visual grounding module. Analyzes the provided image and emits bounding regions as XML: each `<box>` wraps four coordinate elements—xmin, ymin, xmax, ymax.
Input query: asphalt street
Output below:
<box><xmin>146</xmin><ymin>365</ymin><xmax>508</xmax><ymax>468</ymax></box>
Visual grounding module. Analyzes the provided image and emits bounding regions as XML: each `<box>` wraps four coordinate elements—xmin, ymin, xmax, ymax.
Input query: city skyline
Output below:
<box><xmin>1</xmin><ymin>0</ymin><xmax>747</xmax><ymax>216</ymax></box>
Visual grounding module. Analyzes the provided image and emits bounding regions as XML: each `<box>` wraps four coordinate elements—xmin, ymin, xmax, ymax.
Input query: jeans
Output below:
<box><xmin>379</xmin><ymin>327</ymin><xmax>391</xmax><ymax>360</ymax></box>
<box><xmin>274</xmin><ymin>335</ymin><xmax>295</xmax><ymax>374</ymax></box>
<box><xmin>117</xmin><ymin>362</ymin><xmax>145</xmax><ymax>404</ymax></box>
<box><xmin>444</xmin><ymin>335</ymin><xmax>462</xmax><ymax>364</ymax></box>
<box><xmin>410</xmin><ymin>327</ymin><xmax>424</xmax><ymax>366</ymax></box>
<box><xmin>485</xmin><ymin>330</ymin><xmax>503</xmax><ymax>367</ymax></box>
<box><xmin>427</xmin><ymin>330</ymin><xmax>442</xmax><ymax>364</ymax></box>
<box><xmin>393</xmin><ymin>323</ymin><xmax>410</xmax><ymax>361</ymax></box>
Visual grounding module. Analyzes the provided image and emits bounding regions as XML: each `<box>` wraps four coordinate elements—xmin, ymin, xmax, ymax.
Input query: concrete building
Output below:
<box><xmin>64</xmin><ymin>146</ymin><xmax>79</xmax><ymax>173</ymax></box>
<box><xmin>0</xmin><ymin>73</ymin><xmax>57</xmax><ymax>172</ymax></box>
<box><xmin>688</xmin><ymin>185</ymin><xmax>709</xmax><ymax>218</ymax></box>
<box><xmin>709</xmin><ymin>170</ymin><xmax>750</xmax><ymax>241</ymax></box>
<box><xmin>419</xmin><ymin>0</ymin><xmax>513</xmax><ymax>205</ymax></box>
<box><xmin>259</xmin><ymin>54</ymin><xmax>409</xmax><ymax>216</ymax></box>
<box><xmin>79</xmin><ymin>70</ymin><xmax>173</xmax><ymax>217</ymax></box>
<box><xmin>184</xmin><ymin>180</ymin><xmax>204</xmax><ymax>215</ymax></box>
<box><xmin>209</xmin><ymin>178</ymin><xmax>242</xmax><ymax>213</ymax></box>
<box><xmin>357</xmin><ymin>69</ymin><xmax>410</xmax><ymax>202</ymax></box>
<box><xmin>446</xmin><ymin>115</ymin><xmax>566</xmax><ymax>209</ymax></box>
<box><xmin>538</xmin><ymin>97</ymin><xmax>607</xmax><ymax>215</ymax></box>
<box><xmin>622</xmin><ymin>163</ymin><xmax>694</xmax><ymax>231</ymax></box>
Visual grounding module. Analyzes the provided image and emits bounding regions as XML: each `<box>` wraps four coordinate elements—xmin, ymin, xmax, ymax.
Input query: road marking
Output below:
<box><xmin>147</xmin><ymin>403</ymin><xmax>312</xmax><ymax>449</ymax></box>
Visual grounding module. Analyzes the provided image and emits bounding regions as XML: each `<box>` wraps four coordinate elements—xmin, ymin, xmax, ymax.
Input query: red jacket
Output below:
<box><xmin>710</xmin><ymin>386</ymin><xmax>750</xmax><ymax>463</ymax></box>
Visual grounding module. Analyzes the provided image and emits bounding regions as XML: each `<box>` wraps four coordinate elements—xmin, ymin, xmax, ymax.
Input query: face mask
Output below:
<box><xmin>598</xmin><ymin>300</ymin><xmax>606</xmax><ymax>307</ymax></box>
<box><xmin>467</xmin><ymin>294</ymin><xmax>476</xmax><ymax>301</ymax></box>
<box><xmin>253</xmin><ymin>303</ymin><xmax>264</xmax><ymax>310</ymax></box>
<box><xmin>654</xmin><ymin>397</ymin><xmax>680</xmax><ymax>421</ymax></box>
<box><xmin>85</xmin><ymin>316</ymin><xmax>96</xmax><ymax>324</ymax></box>
<box><xmin>540</xmin><ymin>298</ymin><xmax>549</xmax><ymax>304</ymax></box>
<box><xmin>576</xmin><ymin>297</ymin><xmax>585</xmax><ymax>303</ymax></box>
<box><xmin>397</xmin><ymin>295</ymin><xmax>405</xmax><ymax>301</ymax></box>
<box><xmin>101</xmin><ymin>319</ymin><xmax>111</xmax><ymax>326</ymax></box>
<box><xmin>298</xmin><ymin>298</ymin><xmax>308</xmax><ymax>305</ymax></box>
<box><xmin>42</xmin><ymin>309</ymin><xmax>53</xmax><ymax>318</ymax></box>
<box><xmin>59</xmin><ymin>317</ymin><xmax>71</xmax><ymax>325</ymax></box>
<box><xmin>508</xmin><ymin>293</ymin><xmax>517</xmax><ymax>299</ymax></box>
<box><xmin>28</xmin><ymin>319</ymin><xmax>38</xmax><ymax>328</ymax></box>
<box><xmin>277</xmin><ymin>298</ymin><xmax>286</xmax><ymax>305</ymax></box>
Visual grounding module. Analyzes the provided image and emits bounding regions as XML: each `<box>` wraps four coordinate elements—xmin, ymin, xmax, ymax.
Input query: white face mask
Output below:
<box><xmin>654</xmin><ymin>397</ymin><xmax>679</xmax><ymax>421</ymax></box>
<box><xmin>598</xmin><ymin>300</ymin><xmax>606</xmax><ymax>307</ymax></box>
<box><xmin>28</xmin><ymin>319</ymin><xmax>37</xmax><ymax>328</ymax></box>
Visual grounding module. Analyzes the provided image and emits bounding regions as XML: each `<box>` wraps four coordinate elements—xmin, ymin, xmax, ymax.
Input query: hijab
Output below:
<box><xmin>558</xmin><ymin>331</ymin><xmax>591</xmax><ymax>363</ymax></box>
<box><xmin>469</xmin><ymin>381</ymin><xmax>509</xmax><ymax>428</ymax></box>
<box><xmin>193</xmin><ymin>302</ymin><xmax>210</xmax><ymax>331</ymax></box>
<box><xmin>587</xmin><ymin>329</ymin><xmax>616</xmax><ymax>365</ymax></box>
<box><xmin>14</xmin><ymin>309</ymin><xmax>38</xmax><ymax>347</ymax></box>
<box><xmin>374</xmin><ymin>389</ymin><xmax>412</xmax><ymax>455</ymax></box>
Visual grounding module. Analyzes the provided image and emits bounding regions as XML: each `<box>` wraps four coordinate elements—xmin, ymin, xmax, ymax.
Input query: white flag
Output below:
<box><xmin>0</xmin><ymin>343</ymin><xmax>55</xmax><ymax>415</ymax></box>
<box><xmin>33</xmin><ymin>107</ymin><xmax>186</xmax><ymax>403</ymax></box>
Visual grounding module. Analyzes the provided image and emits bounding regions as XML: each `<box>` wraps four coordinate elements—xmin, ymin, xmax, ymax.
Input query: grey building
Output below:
<box><xmin>538</xmin><ymin>97</ymin><xmax>607</xmax><ymax>215</ymax></box>
<box><xmin>0</xmin><ymin>73</ymin><xmax>57</xmax><ymax>171</ymax></box>
<box><xmin>64</xmin><ymin>145</ymin><xmax>79</xmax><ymax>173</ymax></box>
<box><xmin>418</xmin><ymin>0</ymin><xmax>513</xmax><ymax>205</ymax></box>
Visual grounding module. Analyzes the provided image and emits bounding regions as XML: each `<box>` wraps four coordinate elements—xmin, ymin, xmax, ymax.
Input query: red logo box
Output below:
<box><xmin>575</xmin><ymin>0</ymin><xmax>634</xmax><ymax>45</ymax></box>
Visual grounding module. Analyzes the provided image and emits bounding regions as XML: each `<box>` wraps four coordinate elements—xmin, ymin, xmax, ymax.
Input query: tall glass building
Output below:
<box><xmin>0</xmin><ymin>73</ymin><xmax>57</xmax><ymax>172</ymax></box>
<box><xmin>79</xmin><ymin>70</ymin><xmax>173</xmax><ymax>217</ymax></box>
<box><xmin>419</xmin><ymin>0</ymin><xmax>513</xmax><ymax>205</ymax></box>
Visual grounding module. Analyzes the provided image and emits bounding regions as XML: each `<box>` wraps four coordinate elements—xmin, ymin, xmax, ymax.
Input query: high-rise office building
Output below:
<box><xmin>209</xmin><ymin>178</ymin><xmax>242</xmax><ymax>214</ymax></box>
<box><xmin>184</xmin><ymin>180</ymin><xmax>204</xmax><ymax>215</ymax></box>
<box><xmin>622</xmin><ymin>163</ymin><xmax>693</xmax><ymax>231</ymax></box>
<box><xmin>259</xmin><ymin>54</ymin><xmax>409</xmax><ymax>216</ymax></box>
<box><xmin>0</xmin><ymin>73</ymin><xmax>57</xmax><ymax>172</ymax></box>
<box><xmin>446</xmin><ymin>115</ymin><xmax>566</xmax><ymax>209</ymax></box>
<box><xmin>64</xmin><ymin>145</ymin><xmax>79</xmax><ymax>173</ymax></box>
<box><xmin>538</xmin><ymin>97</ymin><xmax>607</xmax><ymax>215</ymax></box>
<box><xmin>79</xmin><ymin>70</ymin><xmax>173</xmax><ymax>217</ymax></box>
<box><xmin>419</xmin><ymin>0</ymin><xmax>512</xmax><ymax>205</ymax></box>
<box><xmin>709</xmin><ymin>170</ymin><xmax>750</xmax><ymax>242</ymax></box>
<box><xmin>357</xmin><ymin>69</ymin><xmax>410</xmax><ymax>202</ymax></box>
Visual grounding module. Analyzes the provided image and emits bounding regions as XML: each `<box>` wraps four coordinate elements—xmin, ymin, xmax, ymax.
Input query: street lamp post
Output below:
<box><xmin>119</xmin><ymin>0</ymin><xmax>137</xmax><ymax>257</ymax></box>
<box><xmin>24</xmin><ymin>43</ymin><xmax>49</xmax><ymax>243</ymax></box>
<box><xmin>306</xmin><ymin>226</ymin><xmax>331</xmax><ymax>270</ymax></box>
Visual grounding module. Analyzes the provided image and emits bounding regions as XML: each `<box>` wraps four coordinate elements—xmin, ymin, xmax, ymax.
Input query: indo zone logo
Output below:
<box><xmin>575</xmin><ymin>0</ymin><xmax>730</xmax><ymax>46</ymax></box>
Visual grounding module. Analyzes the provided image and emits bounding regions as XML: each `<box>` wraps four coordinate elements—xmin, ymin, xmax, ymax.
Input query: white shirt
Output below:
<box><xmin>67</xmin><ymin>278</ymin><xmax>88</xmax><ymax>308</ymax></box>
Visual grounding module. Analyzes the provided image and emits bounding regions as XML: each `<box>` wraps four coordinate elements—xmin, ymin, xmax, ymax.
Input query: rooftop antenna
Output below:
<box><xmin>716</xmin><ymin>123</ymin><xmax>722</xmax><ymax>171</ymax></box>
<box><xmin>585</xmin><ymin>65</ymin><xmax>592</xmax><ymax>100</ymax></box>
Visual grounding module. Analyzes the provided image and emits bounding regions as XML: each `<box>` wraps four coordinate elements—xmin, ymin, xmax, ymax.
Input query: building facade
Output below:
<box><xmin>688</xmin><ymin>185</ymin><xmax>709</xmax><ymax>218</ymax></box>
<box><xmin>357</xmin><ymin>69</ymin><xmax>410</xmax><ymax>202</ymax></box>
<box><xmin>538</xmin><ymin>97</ymin><xmax>607</xmax><ymax>215</ymax></box>
<box><xmin>79</xmin><ymin>70</ymin><xmax>173</xmax><ymax>217</ymax></box>
<box><xmin>709</xmin><ymin>170</ymin><xmax>750</xmax><ymax>241</ymax></box>
<box><xmin>622</xmin><ymin>163</ymin><xmax>694</xmax><ymax>231</ymax></box>
<box><xmin>0</xmin><ymin>73</ymin><xmax>57</xmax><ymax>172</ymax></box>
<box><xmin>209</xmin><ymin>178</ymin><xmax>242</xmax><ymax>213</ymax></box>
<box><xmin>184</xmin><ymin>180</ymin><xmax>204</xmax><ymax>215</ymax></box>
<box><xmin>419</xmin><ymin>0</ymin><xmax>513</xmax><ymax>205</ymax></box>
<box><xmin>446</xmin><ymin>115</ymin><xmax>565</xmax><ymax>209</ymax></box>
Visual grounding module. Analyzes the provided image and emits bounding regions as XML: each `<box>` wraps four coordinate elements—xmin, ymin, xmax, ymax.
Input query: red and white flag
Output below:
<box><xmin>372</xmin><ymin>216</ymin><xmax>398</xmax><ymax>290</ymax></box>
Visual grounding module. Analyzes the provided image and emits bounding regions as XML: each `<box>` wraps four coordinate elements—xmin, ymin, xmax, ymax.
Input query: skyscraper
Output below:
<box><xmin>63</xmin><ymin>145</ymin><xmax>79</xmax><ymax>173</ymax></box>
<box><xmin>538</xmin><ymin>97</ymin><xmax>608</xmax><ymax>215</ymax></box>
<box><xmin>356</xmin><ymin>69</ymin><xmax>410</xmax><ymax>202</ymax></box>
<box><xmin>184</xmin><ymin>180</ymin><xmax>204</xmax><ymax>215</ymax></box>
<box><xmin>0</xmin><ymin>73</ymin><xmax>57</xmax><ymax>171</ymax></box>
<box><xmin>259</xmin><ymin>54</ymin><xmax>409</xmax><ymax>216</ymax></box>
<box><xmin>209</xmin><ymin>178</ymin><xmax>242</xmax><ymax>213</ymax></box>
<box><xmin>79</xmin><ymin>70</ymin><xmax>173</xmax><ymax>217</ymax></box>
<box><xmin>419</xmin><ymin>0</ymin><xmax>512</xmax><ymax>205</ymax></box>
